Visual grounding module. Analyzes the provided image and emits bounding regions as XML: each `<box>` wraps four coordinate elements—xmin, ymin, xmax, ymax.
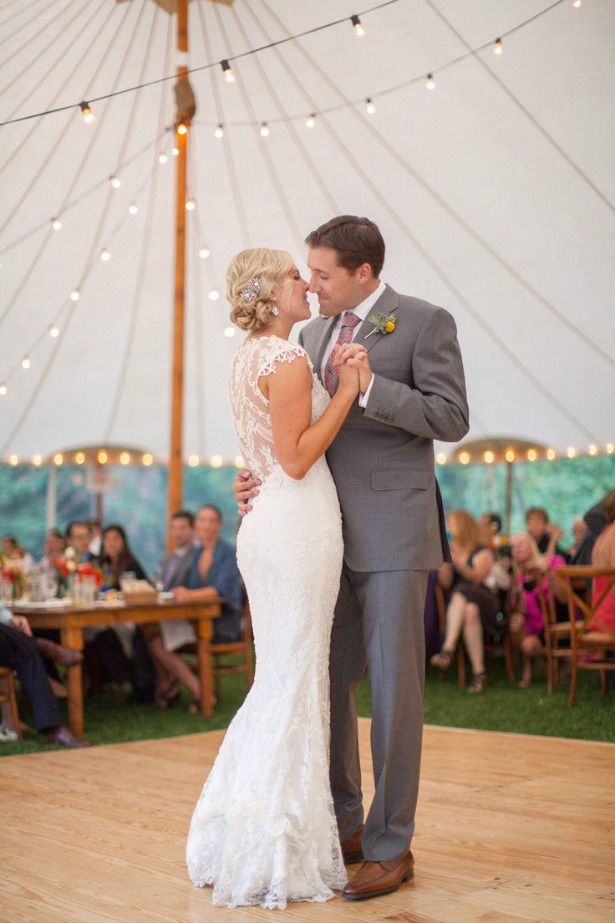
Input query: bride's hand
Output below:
<box><xmin>337</xmin><ymin>357</ymin><xmax>361</xmax><ymax>397</ymax></box>
<box><xmin>234</xmin><ymin>468</ymin><xmax>261</xmax><ymax>516</ymax></box>
<box><xmin>337</xmin><ymin>343</ymin><xmax>373</xmax><ymax>394</ymax></box>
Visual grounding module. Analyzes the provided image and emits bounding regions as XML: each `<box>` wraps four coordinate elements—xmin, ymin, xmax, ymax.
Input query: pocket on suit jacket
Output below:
<box><xmin>370</xmin><ymin>469</ymin><xmax>431</xmax><ymax>491</ymax></box>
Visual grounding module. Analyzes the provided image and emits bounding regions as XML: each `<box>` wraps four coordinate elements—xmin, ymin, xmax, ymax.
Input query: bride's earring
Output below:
<box><xmin>271</xmin><ymin>296</ymin><xmax>279</xmax><ymax>317</ymax></box>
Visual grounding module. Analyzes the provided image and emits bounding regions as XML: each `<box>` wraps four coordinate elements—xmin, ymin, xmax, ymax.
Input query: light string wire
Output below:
<box><xmin>211</xmin><ymin>1</ymin><xmax>304</xmax><ymax>254</ymax></box>
<box><xmin>258</xmin><ymin>0</ymin><xmax>601</xmax><ymax>444</ymax></box>
<box><xmin>0</xmin><ymin>0</ymin><xmax>111</xmax><ymax>175</ymax></box>
<box><xmin>104</xmin><ymin>11</ymin><xmax>174</xmax><ymax>444</ymax></box>
<box><xmin>260</xmin><ymin>0</ymin><xmax>613</xmax><ymax>373</ymax></box>
<box><xmin>195</xmin><ymin>0</ymin><xmax>251</xmax><ymax>247</ymax></box>
<box><xmin>424</xmin><ymin>0</ymin><xmax>614</xmax><ymax>213</ymax></box>
<box><xmin>0</xmin><ymin>0</ymin><xmax>142</xmax><ymax>329</ymax></box>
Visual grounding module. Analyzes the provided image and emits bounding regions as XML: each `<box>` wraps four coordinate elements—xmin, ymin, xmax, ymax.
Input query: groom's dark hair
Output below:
<box><xmin>305</xmin><ymin>215</ymin><xmax>385</xmax><ymax>278</ymax></box>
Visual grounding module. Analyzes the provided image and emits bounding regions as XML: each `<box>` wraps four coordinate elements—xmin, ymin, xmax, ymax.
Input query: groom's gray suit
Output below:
<box><xmin>299</xmin><ymin>283</ymin><xmax>469</xmax><ymax>861</ymax></box>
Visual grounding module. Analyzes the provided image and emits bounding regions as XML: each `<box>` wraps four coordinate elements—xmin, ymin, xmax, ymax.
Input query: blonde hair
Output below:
<box><xmin>448</xmin><ymin>509</ymin><xmax>480</xmax><ymax>550</ymax></box>
<box><xmin>227</xmin><ymin>248</ymin><xmax>294</xmax><ymax>333</ymax></box>
<box><xmin>510</xmin><ymin>531</ymin><xmax>548</xmax><ymax>572</ymax></box>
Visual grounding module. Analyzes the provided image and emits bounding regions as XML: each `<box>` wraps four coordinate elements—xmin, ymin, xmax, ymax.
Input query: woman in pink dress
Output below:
<box><xmin>589</xmin><ymin>491</ymin><xmax>615</xmax><ymax>633</ymax></box>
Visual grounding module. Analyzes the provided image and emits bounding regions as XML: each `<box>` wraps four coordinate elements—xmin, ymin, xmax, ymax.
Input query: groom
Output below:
<box><xmin>237</xmin><ymin>215</ymin><xmax>469</xmax><ymax>900</ymax></box>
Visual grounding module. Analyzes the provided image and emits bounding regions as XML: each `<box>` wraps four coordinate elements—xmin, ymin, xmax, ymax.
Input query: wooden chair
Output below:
<box><xmin>0</xmin><ymin>666</ymin><xmax>23</xmax><ymax>740</ymax></box>
<box><xmin>211</xmin><ymin>600</ymin><xmax>254</xmax><ymax>699</ymax></box>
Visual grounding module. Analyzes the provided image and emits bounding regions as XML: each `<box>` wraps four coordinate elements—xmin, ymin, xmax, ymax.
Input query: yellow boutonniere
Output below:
<box><xmin>365</xmin><ymin>312</ymin><xmax>396</xmax><ymax>338</ymax></box>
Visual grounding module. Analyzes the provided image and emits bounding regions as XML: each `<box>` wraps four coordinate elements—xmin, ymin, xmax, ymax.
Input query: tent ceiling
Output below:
<box><xmin>1</xmin><ymin>0</ymin><xmax>614</xmax><ymax>464</ymax></box>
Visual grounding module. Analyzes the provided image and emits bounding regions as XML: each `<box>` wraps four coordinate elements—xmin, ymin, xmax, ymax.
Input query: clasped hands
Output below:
<box><xmin>334</xmin><ymin>342</ymin><xmax>372</xmax><ymax>396</ymax></box>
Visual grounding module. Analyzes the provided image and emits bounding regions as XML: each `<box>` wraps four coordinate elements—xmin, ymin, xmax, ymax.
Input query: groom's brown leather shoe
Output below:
<box><xmin>342</xmin><ymin>851</ymin><xmax>414</xmax><ymax>901</ymax></box>
<box><xmin>341</xmin><ymin>824</ymin><xmax>364</xmax><ymax>864</ymax></box>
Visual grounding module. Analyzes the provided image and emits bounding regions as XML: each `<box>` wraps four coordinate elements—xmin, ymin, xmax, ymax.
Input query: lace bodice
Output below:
<box><xmin>229</xmin><ymin>335</ymin><xmax>329</xmax><ymax>482</ymax></box>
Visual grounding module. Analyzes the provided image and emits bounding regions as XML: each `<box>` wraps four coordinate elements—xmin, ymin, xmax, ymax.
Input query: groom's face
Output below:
<box><xmin>307</xmin><ymin>246</ymin><xmax>372</xmax><ymax>318</ymax></box>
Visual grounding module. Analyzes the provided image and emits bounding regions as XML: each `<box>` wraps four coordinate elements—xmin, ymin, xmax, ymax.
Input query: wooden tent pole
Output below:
<box><xmin>167</xmin><ymin>0</ymin><xmax>190</xmax><ymax>545</ymax></box>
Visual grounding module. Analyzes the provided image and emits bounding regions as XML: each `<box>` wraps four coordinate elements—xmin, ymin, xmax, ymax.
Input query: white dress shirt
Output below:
<box><xmin>319</xmin><ymin>280</ymin><xmax>386</xmax><ymax>407</ymax></box>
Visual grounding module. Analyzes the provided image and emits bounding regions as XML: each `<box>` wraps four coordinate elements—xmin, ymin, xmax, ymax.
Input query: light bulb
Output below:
<box><xmin>199</xmin><ymin>247</ymin><xmax>210</xmax><ymax>259</ymax></box>
<box><xmin>306</xmin><ymin>113</ymin><xmax>316</xmax><ymax>128</ymax></box>
<box><xmin>546</xmin><ymin>448</ymin><xmax>556</xmax><ymax>460</ymax></box>
<box><xmin>221</xmin><ymin>59</ymin><xmax>234</xmax><ymax>83</ymax></box>
<box><xmin>10</xmin><ymin>455</ymin><xmax>18</xmax><ymax>466</ymax></box>
<box><xmin>484</xmin><ymin>451</ymin><xmax>494</xmax><ymax>464</ymax></box>
<box><xmin>210</xmin><ymin>455</ymin><xmax>223</xmax><ymax>467</ymax></box>
<box><xmin>459</xmin><ymin>451</ymin><xmax>470</xmax><ymax>465</ymax></box>
<box><xmin>365</xmin><ymin>98</ymin><xmax>375</xmax><ymax>114</ymax></box>
<box><xmin>214</xmin><ymin>123</ymin><xmax>224</xmax><ymax>138</ymax></box>
<box><xmin>158</xmin><ymin>152</ymin><xmax>168</xmax><ymax>164</ymax></box>
<box><xmin>80</xmin><ymin>101</ymin><xmax>94</xmax><ymax>123</ymax></box>
<box><xmin>33</xmin><ymin>455</ymin><xmax>42</xmax><ymax>467</ymax></box>
<box><xmin>566</xmin><ymin>446</ymin><xmax>576</xmax><ymax>458</ymax></box>
<box><xmin>53</xmin><ymin>453</ymin><xmax>64</xmax><ymax>465</ymax></box>
<box><xmin>48</xmin><ymin>324</ymin><xmax>59</xmax><ymax>337</ymax></box>
<box><xmin>128</xmin><ymin>202</ymin><xmax>138</xmax><ymax>215</ymax></box>
<box><xmin>0</xmin><ymin>383</ymin><xmax>7</xmax><ymax>396</ymax></box>
<box><xmin>260</xmin><ymin>122</ymin><xmax>270</xmax><ymax>137</ymax></box>
<box><xmin>572</xmin><ymin>1</ymin><xmax>581</xmax><ymax>7</ymax></box>
<box><xmin>142</xmin><ymin>453</ymin><xmax>153</xmax><ymax>466</ymax></box>
<box><xmin>70</xmin><ymin>288</ymin><xmax>80</xmax><ymax>301</ymax></box>
<box><xmin>494</xmin><ymin>38</ymin><xmax>503</xmax><ymax>55</ymax></box>
<box><xmin>75</xmin><ymin>452</ymin><xmax>85</xmax><ymax>464</ymax></box>
<box><xmin>188</xmin><ymin>455</ymin><xmax>199</xmax><ymax>467</ymax></box>
<box><xmin>527</xmin><ymin>449</ymin><xmax>537</xmax><ymax>461</ymax></box>
<box><xmin>185</xmin><ymin>197</ymin><xmax>196</xmax><ymax>211</ymax></box>
<box><xmin>51</xmin><ymin>217</ymin><xmax>62</xmax><ymax>231</ymax></box>
<box><xmin>426</xmin><ymin>73</ymin><xmax>436</xmax><ymax>90</ymax></box>
<box><xmin>224</xmin><ymin>326</ymin><xmax>235</xmax><ymax>338</ymax></box>
<box><xmin>110</xmin><ymin>174</ymin><xmax>121</xmax><ymax>189</ymax></box>
<box><xmin>436</xmin><ymin>453</ymin><xmax>447</xmax><ymax>465</ymax></box>
<box><xmin>234</xmin><ymin>456</ymin><xmax>244</xmax><ymax>468</ymax></box>
<box><xmin>588</xmin><ymin>444</ymin><xmax>598</xmax><ymax>456</ymax></box>
<box><xmin>171</xmin><ymin>147</ymin><xmax>179</xmax><ymax>156</ymax></box>
<box><xmin>351</xmin><ymin>15</ymin><xmax>364</xmax><ymax>37</ymax></box>
<box><xmin>208</xmin><ymin>289</ymin><xmax>220</xmax><ymax>301</ymax></box>
<box><xmin>120</xmin><ymin>452</ymin><xmax>131</xmax><ymax>465</ymax></box>
<box><xmin>177</xmin><ymin>121</ymin><xmax>187</xmax><ymax>135</ymax></box>
<box><xmin>100</xmin><ymin>248</ymin><xmax>111</xmax><ymax>261</ymax></box>
<box><xmin>21</xmin><ymin>356</ymin><xmax>31</xmax><ymax>369</ymax></box>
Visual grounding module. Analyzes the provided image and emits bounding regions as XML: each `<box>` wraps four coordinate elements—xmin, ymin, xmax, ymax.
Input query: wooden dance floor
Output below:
<box><xmin>0</xmin><ymin>719</ymin><xmax>612</xmax><ymax>922</ymax></box>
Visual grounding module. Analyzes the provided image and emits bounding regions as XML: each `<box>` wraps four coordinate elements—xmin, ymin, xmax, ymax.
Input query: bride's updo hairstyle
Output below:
<box><xmin>227</xmin><ymin>247</ymin><xmax>294</xmax><ymax>333</ymax></box>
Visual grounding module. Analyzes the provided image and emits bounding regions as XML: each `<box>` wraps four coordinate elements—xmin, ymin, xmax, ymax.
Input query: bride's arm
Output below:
<box><xmin>266</xmin><ymin>354</ymin><xmax>360</xmax><ymax>480</ymax></box>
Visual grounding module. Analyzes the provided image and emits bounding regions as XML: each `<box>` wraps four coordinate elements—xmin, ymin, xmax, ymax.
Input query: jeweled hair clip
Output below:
<box><xmin>240</xmin><ymin>277</ymin><xmax>262</xmax><ymax>302</ymax></box>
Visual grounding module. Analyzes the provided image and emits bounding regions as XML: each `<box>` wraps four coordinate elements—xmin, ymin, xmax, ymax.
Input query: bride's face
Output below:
<box><xmin>277</xmin><ymin>267</ymin><xmax>311</xmax><ymax>322</ymax></box>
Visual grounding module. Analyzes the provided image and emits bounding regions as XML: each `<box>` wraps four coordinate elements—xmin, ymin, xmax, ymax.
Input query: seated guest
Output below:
<box><xmin>1</xmin><ymin>535</ymin><xmax>34</xmax><ymax>574</ymax></box>
<box><xmin>37</xmin><ymin>529</ymin><xmax>65</xmax><ymax>574</ymax></box>
<box><xmin>566</xmin><ymin>517</ymin><xmax>587</xmax><ymax>561</ymax></box>
<box><xmin>525</xmin><ymin>507</ymin><xmax>569</xmax><ymax>561</ymax></box>
<box><xmin>65</xmin><ymin>521</ymin><xmax>93</xmax><ymax>563</ymax></box>
<box><xmin>83</xmin><ymin>525</ymin><xmax>149</xmax><ymax>695</ymax></box>
<box><xmin>147</xmin><ymin>504</ymin><xmax>242</xmax><ymax>714</ymax></box>
<box><xmin>589</xmin><ymin>490</ymin><xmax>615</xmax><ymax>633</ymax></box>
<box><xmin>572</xmin><ymin>491</ymin><xmax>613</xmax><ymax>564</ymax></box>
<box><xmin>431</xmin><ymin>509</ymin><xmax>500</xmax><ymax>693</ymax></box>
<box><xmin>508</xmin><ymin>532</ymin><xmax>567</xmax><ymax>688</ymax></box>
<box><xmin>0</xmin><ymin>602</ymin><xmax>89</xmax><ymax>747</ymax></box>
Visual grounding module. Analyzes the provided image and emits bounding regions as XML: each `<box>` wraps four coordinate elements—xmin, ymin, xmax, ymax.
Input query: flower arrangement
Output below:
<box><xmin>0</xmin><ymin>555</ymin><xmax>28</xmax><ymax>588</ymax></box>
<box><xmin>365</xmin><ymin>311</ymin><xmax>396</xmax><ymax>338</ymax></box>
<box><xmin>56</xmin><ymin>549</ymin><xmax>104</xmax><ymax>587</ymax></box>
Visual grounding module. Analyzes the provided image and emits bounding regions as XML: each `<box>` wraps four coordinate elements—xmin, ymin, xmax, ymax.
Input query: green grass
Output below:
<box><xmin>2</xmin><ymin>655</ymin><xmax>613</xmax><ymax>757</ymax></box>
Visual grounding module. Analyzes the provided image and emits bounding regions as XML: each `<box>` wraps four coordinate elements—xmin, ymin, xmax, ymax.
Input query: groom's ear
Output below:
<box><xmin>355</xmin><ymin>262</ymin><xmax>375</xmax><ymax>283</ymax></box>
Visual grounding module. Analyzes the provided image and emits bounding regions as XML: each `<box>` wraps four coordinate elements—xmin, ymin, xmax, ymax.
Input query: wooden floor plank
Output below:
<box><xmin>1</xmin><ymin>720</ymin><xmax>613</xmax><ymax>922</ymax></box>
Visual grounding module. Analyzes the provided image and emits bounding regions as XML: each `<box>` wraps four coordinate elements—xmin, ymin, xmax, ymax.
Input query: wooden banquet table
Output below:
<box><xmin>11</xmin><ymin>597</ymin><xmax>222</xmax><ymax>736</ymax></box>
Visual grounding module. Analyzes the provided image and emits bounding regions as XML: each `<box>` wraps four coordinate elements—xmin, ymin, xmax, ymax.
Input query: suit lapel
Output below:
<box><xmin>355</xmin><ymin>284</ymin><xmax>400</xmax><ymax>354</ymax></box>
<box><xmin>308</xmin><ymin>317</ymin><xmax>338</xmax><ymax>383</ymax></box>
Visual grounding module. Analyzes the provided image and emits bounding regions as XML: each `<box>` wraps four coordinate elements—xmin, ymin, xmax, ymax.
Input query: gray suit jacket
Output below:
<box><xmin>299</xmin><ymin>284</ymin><xmax>469</xmax><ymax>572</ymax></box>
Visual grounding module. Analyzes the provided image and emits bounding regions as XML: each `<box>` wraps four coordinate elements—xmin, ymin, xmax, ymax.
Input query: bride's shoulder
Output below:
<box><xmin>249</xmin><ymin>336</ymin><xmax>308</xmax><ymax>376</ymax></box>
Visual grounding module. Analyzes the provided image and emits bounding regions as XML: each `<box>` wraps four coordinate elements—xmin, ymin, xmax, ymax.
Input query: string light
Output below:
<box><xmin>546</xmin><ymin>448</ymin><xmax>556</xmax><ymax>460</ymax></box>
<box><xmin>128</xmin><ymin>202</ymin><xmax>138</xmax><ymax>215</ymax></box>
<box><xmin>436</xmin><ymin>453</ymin><xmax>447</xmax><ymax>465</ymax></box>
<box><xmin>33</xmin><ymin>455</ymin><xmax>42</xmax><ymax>467</ymax></box>
<box><xmin>142</xmin><ymin>453</ymin><xmax>153</xmax><ymax>466</ymax></box>
<box><xmin>494</xmin><ymin>38</ymin><xmax>503</xmax><ymax>54</ymax></box>
<box><xmin>572</xmin><ymin>1</ymin><xmax>581</xmax><ymax>7</ymax></box>
<box><xmin>75</xmin><ymin>452</ymin><xmax>85</xmax><ymax>464</ymax></box>
<box><xmin>208</xmin><ymin>289</ymin><xmax>220</xmax><ymax>301</ymax></box>
<box><xmin>120</xmin><ymin>452</ymin><xmax>131</xmax><ymax>465</ymax></box>
<box><xmin>176</xmin><ymin>121</ymin><xmax>188</xmax><ymax>135</ymax></box>
<box><xmin>223</xmin><ymin>326</ymin><xmax>235</xmax><ymax>337</ymax></box>
<box><xmin>100</xmin><ymin>247</ymin><xmax>111</xmax><ymax>261</ymax></box>
<box><xmin>210</xmin><ymin>455</ymin><xmax>223</xmax><ymax>467</ymax></box>
<box><xmin>306</xmin><ymin>113</ymin><xmax>316</xmax><ymax>128</ymax></box>
<box><xmin>53</xmin><ymin>453</ymin><xmax>64</xmax><ymax>466</ymax></box>
<box><xmin>80</xmin><ymin>102</ymin><xmax>94</xmax><ymax>123</ymax></box>
<box><xmin>234</xmin><ymin>456</ymin><xmax>244</xmax><ymax>468</ymax></box>
<box><xmin>607</xmin><ymin>443</ymin><xmax>614</xmax><ymax>454</ymax></box>
<box><xmin>505</xmin><ymin>449</ymin><xmax>515</xmax><ymax>462</ymax></box>
<box><xmin>199</xmin><ymin>247</ymin><xmax>210</xmax><ymax>259</ymax></box>
<box><xmin>260</xmin><ymin>122</ymin><xmax>270</xmax><ymax>137</ymax></box>
<box><xmin>21</xmin><ymin>356</ymin><xmax>31</xmax><ymax>369</ymax></box>
<box><xmin>426</xmin><ymin>73</ymin><xmax>436</xmax><ymax>90</ymax></box>
<box><xmin>185</xmin><ymin>197</ymin><xmax>196</xmax><ymax>211</ymax></box>
<box><xmin>158</xmin><ymin>152</ymin><xmax>168</xmax><ymax>164</ymax></box>
<box><xmin>48</xmin><ymin>324</ymin><xmax>59</xmax><ymax>338</ymax></box>
<box><xmin>10</xmin><ymin>455</ymin><xmax>19</xmax><ymax>466</ymax></box>
<box><xmin>97</xmin><ymin>450</ymin><xmax>108</xmax><ymax>464</ymax></box>
<box><xmin>221</xmin><ymin>59</ymin><xmax>234</xmax><ymax>83</ymax></box>
<box><xmin>0</xmin><ymin>383</ymin><xmax>6</xmax><ymax>396</ymax></box>
<box><xmin>527</xmin><ymin>449</ymin><xmax>537</xmax><ymax>461</ymax></box>
<box><xmin>484</xmin><ymin>451</ymin><xmax>494</xmax><ymax>464</ymax></box>
<box><xmin>51</xmin><ymin>217</ymin><xmax>62</xmax><ymax>231</ymax></box>
<box><xmin>588</xmin><ymin>444</ymin><xmax>597</xmax><ymax>456</ymax></box>
<box><xmin>70</xmin><ymin>288</ymin><xmax>80</xmax><ymax>301</ymax></box>
<box><xmin>171</xmin><ymin>147</ymin><xmax>179</xmax><ymax>156</ymax></box>
<box><xmin>365</xmin><ymin>98</ymin><xmax>376</xmax><ymax>114</ymax></box>
<box><xmin>109</xmin><ymin>175</ymin><xmax>121</xmax><ymax>189</ymax></box>
<box><xmin>188</xmin><ymin>455</ymin><xmax>199</xmax><ymax>467</ymax></box>
<box><xmin>350</xmin><ymin>15</ymin><xmax>365</xmax><ymax>37</ymax></box>
<box><xmin>566</xmin><ymin>446</ymin><xmax>577</xmax><ymax>458</ymax></box>
<box><xmin>214</xmin><ymin>123</ymin><xmax>224</xmax><ymax>138</ymax></box>
<box><xmin>459</xmin><ymin>451</ymin><xmax>470</xmax><ymax>465</ymax></box>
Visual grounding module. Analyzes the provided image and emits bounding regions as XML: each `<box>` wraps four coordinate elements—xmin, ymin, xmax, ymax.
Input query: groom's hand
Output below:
<box><xmin>337</xmin><ymin>343</ymin><xmax>373</xmax><ymax>394</ymax></box>
<box><xmin>234</xmin><ymin>468</ymin><xmax>261</xmax><ymax>516</ymax></box>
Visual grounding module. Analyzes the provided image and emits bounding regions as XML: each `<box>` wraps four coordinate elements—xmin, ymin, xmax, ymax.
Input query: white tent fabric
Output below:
<box><xmin>1</xmin><ymin>0</ymin><xmax>614</xmax><ymax>464</ymax></box>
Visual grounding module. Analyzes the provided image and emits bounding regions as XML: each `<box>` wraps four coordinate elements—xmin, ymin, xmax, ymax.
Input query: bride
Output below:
<box><xmin>186</xmin><ymin>248</ymin><xmax>366</xmax><ymax>909</ymax></box>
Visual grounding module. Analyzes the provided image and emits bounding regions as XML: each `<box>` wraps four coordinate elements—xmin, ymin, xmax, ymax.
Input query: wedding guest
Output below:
<box><xmin>507</xmin><ymin>532</ymin><xmax>567</xmax><ymax>687</ymax></box>
<box><xmin>571</xmin><ymin>490</ymin><xmax>614</xmax><ymax>564</ymax></box>
<box><xmin>65</xmin><ymin>521</ymin><xmax>93</xmax><ymax>563</ymax></box>
<box><xmin>431</xmin><ymin>509</ymin><xmax>500</xmax><ymax>693</ymax></box>
<box><xmin>37</xmin><ymin>529</ymin><xmax>65</xmax><ymax>572</ymax></box>
<box><xmin>1</xmin><ymin>536</ymin><xmax>34</xmax><ymax>573</ymax></box>
<box><xmin>525</xmin><ymin>507</ymin><xmax>569</xmax><ymax>561</ymax></box>
<box><xmin>148</xmin><ymin>504</ymin><xmax>242</xmax><ymax>714</ymax></box>
<box><xmin>98</xmin><ymin>524</ymin><xmax>148</xmax><ymax>589</ymax></box>
<box><xmin>589</xmin><ymin>490</ymin><xmax>615</xmax><ymax>633</ymax></box>
<box><xmin>0</xmin><ymin>602</ymin><xmax>89</xmax><ymax>747</ymax></box>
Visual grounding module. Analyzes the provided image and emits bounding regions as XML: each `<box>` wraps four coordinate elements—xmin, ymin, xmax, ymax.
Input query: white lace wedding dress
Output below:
<box><xmin>186</xmin><ymin>335</ymin><xmax>347</xmax><ymax>909</ymax></box>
